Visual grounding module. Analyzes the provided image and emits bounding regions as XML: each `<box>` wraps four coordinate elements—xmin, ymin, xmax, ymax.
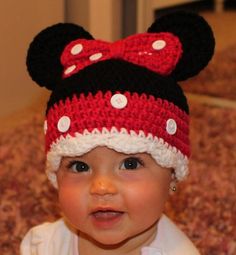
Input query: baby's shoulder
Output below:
<box><xmin>20</xmin><ymin>219</ymin><xmax>75</xmax><ymax>255</ymax></box>
<box><xmin>22</xmin><ymin>219</ymin><xmax>66</xmax><ymax>240</ymax></box>
<box><xmin>158</xmin><ymin>215</ymin><xmax>200</xmax><ymax>255</ymax></box>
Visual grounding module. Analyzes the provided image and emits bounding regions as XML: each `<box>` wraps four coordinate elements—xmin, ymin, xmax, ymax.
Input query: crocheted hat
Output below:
<box><xmin>26</xmin><ymin>11</ymin><xmax>214</xmax><ymax>187</ymax></box>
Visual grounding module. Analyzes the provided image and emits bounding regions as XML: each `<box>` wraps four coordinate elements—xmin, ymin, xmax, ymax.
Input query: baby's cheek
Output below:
<box><xmin>125</xmin><ymin>181</ymin><xmax>168</xmax><ymax>215</ymax></box>
<box><xmin>58</xmin><ymin>187</ymin><xmax>86</xmax><ymax>227</ymax></box>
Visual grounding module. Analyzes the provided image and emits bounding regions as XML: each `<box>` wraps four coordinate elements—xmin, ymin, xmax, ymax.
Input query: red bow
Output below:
<box><xmin>61</xmin><ymin>32</ymin><xmax>182</xmax><ymax>78</ymax></box>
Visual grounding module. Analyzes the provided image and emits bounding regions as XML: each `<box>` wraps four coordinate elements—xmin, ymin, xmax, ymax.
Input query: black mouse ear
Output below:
<box><xmin>26</xmin><ymin>23</ymin><xmax>94</xmax><ymax>90</ymax></box>
<box><xmin>148</xmin><ymin>11</ymin><xmax>215</xmax><ymax>81</ymax></box>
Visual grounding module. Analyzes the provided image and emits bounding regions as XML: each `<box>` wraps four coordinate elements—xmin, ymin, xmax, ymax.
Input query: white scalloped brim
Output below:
<box><xmin>46</xmin><ymin>127</ymin><xmax>189</xmax><ymax>188</ymax></box>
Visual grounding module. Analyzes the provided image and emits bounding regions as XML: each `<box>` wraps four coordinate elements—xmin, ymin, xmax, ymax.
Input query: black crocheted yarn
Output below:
<box><xmin>148</xmin><ymin>11</ymin><xmax>215</xmax><ymax>81</ymax></box>
<box><xmin>26</xmin><ymin>23</ymin><xmax>94</xmax><ymax>90</ymax></box>
<box><xmin>46</xmin><ymin>59</ymin><xmax>189</xmax><ymax>114</ymax></box>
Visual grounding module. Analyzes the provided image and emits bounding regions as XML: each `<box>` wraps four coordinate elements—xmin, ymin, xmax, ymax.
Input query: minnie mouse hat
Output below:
<box><xmin>26</xmin><ymin>11</ymin><xmax>215</xmax><ymax>188</ymax></box>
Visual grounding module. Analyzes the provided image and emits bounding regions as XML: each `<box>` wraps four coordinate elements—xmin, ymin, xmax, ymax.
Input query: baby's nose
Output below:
<box><xmin>90</xmin><ymin>174</ymin><xmax>118</xmax><ymax>196</ymax></box>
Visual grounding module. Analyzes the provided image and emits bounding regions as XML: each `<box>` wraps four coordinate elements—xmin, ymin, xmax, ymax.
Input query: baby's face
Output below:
<box><xmin>57</xmin><ymin>146</ymin><xmax>172</xmax><ymax>246</ymax></box>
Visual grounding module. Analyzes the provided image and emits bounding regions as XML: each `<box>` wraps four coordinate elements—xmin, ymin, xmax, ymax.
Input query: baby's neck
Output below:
<box><xmin>78</xmin><ymin>223</ymin><xmax>157</xmax><ymax>255</ymax></box>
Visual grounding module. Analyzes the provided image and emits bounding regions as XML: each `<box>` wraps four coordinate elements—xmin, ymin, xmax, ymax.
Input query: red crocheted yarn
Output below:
<box><xmin>45</xmin><ymin>91</ymin><xmax>190</xmax><ymax>157</ymax></box>
<box><xmin>61</xmin><ymin>32</ymin><xmax>182</xmax><ymax>78</ymax></box>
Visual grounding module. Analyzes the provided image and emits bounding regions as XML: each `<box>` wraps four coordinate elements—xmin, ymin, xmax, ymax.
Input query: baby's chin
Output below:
<box><xmin>79</xmin><ymin>223</ymin><xmax>157</xmax><ymax>251</ymax></box>
<box><xmin>80</xmin><ymin>229</ymin><xmax>133</xmax><ymax>248</ymax></box>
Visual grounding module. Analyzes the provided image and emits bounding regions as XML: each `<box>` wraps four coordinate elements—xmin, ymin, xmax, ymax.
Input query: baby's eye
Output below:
<box><xmin>67</xmin><ymin>161</ymin><xmax>90</xmax><ymax>173</ymax></box>
<box><xmin>120</xmin><ymin>157</ymin><xmax>144</xmax><ymax>170</ymax></box>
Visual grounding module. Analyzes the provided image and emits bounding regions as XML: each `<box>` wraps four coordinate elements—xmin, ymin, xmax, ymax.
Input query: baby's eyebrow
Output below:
<box><xmin>123</xmin><ymin>154</ymin><xmax>142</xmax><ymax>158</ymax></box>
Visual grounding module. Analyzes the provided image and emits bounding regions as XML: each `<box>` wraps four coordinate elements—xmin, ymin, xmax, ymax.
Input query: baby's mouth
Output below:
<box><xmin>90</xmin><ymin>208</ymin><xmax>124</xmax><ymax>228</ymax></box>
<box><xmin>92</xmin><ymin>210</ymin><xmax>124</xmax><ymax>220</ymax></box>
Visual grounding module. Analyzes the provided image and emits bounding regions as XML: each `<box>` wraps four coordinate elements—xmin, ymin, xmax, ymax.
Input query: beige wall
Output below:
<box><xmin>0</xmin><ymin>1</ymin><xmax>64</xmax><ymax>118</ymax></box>
<box><xmin>66</xmin><ymin>0</ymin><xmax>122</xmax><ymax>41</ymax></box>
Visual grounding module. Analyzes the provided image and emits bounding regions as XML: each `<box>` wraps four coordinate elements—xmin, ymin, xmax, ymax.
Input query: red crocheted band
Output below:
<box><xmin>44</xmin><ymin>91</ymin><xmax>189</xmax><ymax>187</ymax></box>
<box><xmin>45</xmin><ymin>91</ymin><xmax>189</xmax><ymax>155</ymax></box>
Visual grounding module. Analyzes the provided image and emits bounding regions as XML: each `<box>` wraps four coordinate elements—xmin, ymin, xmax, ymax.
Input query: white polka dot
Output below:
<box><xmin>44</xmin><ymin>120</ymin><xmax>47</xmax><ymax>134</ymax></box>
<box><xmin>152</xmin><ymin>40</ymin><xmax>166</xmax><ymax>50</ymax></box>
<box><xmin>71</xmin><ymin>43</ymin><xmax>83</xmax><ymax>55</ymax></box>
<box><xmin>166</xmin><ymin>119</ymin><xmax>177</xmax><ymax>135</ymax></box>
<box><xmin>64</xmin><ymin>65</ymin><xmax>76</xmax><ymax>75</ymax></box>
<box><xmin>89</xmin><ymin>53</ymin><xmax>103</xmax><ymax>61</ymax></box>
<box><xmin>57</xmin><ymin>116</ymin><xmax>71</xmax><ymax>133</ymax></box>
<box><xmin>110</xmin><ymin>94</ymin><xmax>128</xmax><ymax>109</ymax></box>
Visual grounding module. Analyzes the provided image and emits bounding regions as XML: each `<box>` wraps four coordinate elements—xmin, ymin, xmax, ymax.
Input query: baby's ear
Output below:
<box><xmin>26</xmin><ymin>23</ymin><xmax>94</xmax><ymax>90</ymax></box>
<box><xmin>148</xmin><ymin>11</ymin><xmax>215</xmax><ymax>81</ymax></box>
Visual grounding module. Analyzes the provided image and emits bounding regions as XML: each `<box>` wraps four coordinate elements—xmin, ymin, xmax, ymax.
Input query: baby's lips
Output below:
<box><xmin>92</xmin><ymin>210</ymin><xmax>124</xmax><ymax>220</ymax></box>
<box><xmin>90</xmin><ymin>207</ymin><xmax>124</xmax><ymax>217</ymax></box>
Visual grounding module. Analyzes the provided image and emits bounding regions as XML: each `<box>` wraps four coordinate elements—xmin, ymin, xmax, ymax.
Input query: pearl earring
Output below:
<box><xmin>170</xmin><ymin>182</ymin><xmax>177</xmax><ymax>192</ymax></box>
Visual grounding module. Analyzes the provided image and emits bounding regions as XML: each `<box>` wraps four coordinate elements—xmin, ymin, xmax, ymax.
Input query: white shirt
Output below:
<box><xmin>20</xmin><ymin>215</ymin><xmax>200</xmax><ymax>255</ymax></box>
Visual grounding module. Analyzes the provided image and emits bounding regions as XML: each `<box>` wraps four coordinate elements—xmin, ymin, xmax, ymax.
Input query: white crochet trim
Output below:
<box><xmin>46</xmin><ymin>127</ymin><xmax>189</xmax><ymax>188</ymax></box>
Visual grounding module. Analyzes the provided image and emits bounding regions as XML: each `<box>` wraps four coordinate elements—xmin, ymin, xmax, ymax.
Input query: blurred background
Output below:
<box><xmin>0</xmin><ymin>1</ymin><xmax>236</xmax><ymax>255</ymax></box>
<box><xmin>0</xmin><ymin>0</ymin><xmax>235</xmax><ymax>122</ymax></box>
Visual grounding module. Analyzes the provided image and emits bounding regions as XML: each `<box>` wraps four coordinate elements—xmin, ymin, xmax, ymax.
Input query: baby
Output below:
<box><xmin>20</xmin><ymin>11</ymin><xmax>215</xmax><ymax>255</ymax></box>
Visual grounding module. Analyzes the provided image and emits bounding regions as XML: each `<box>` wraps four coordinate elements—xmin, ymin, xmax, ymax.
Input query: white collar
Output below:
<box><xmin>141</xmin><ymin>214</ymin><xmax>200</xmax><ymax>255</ymax></box>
